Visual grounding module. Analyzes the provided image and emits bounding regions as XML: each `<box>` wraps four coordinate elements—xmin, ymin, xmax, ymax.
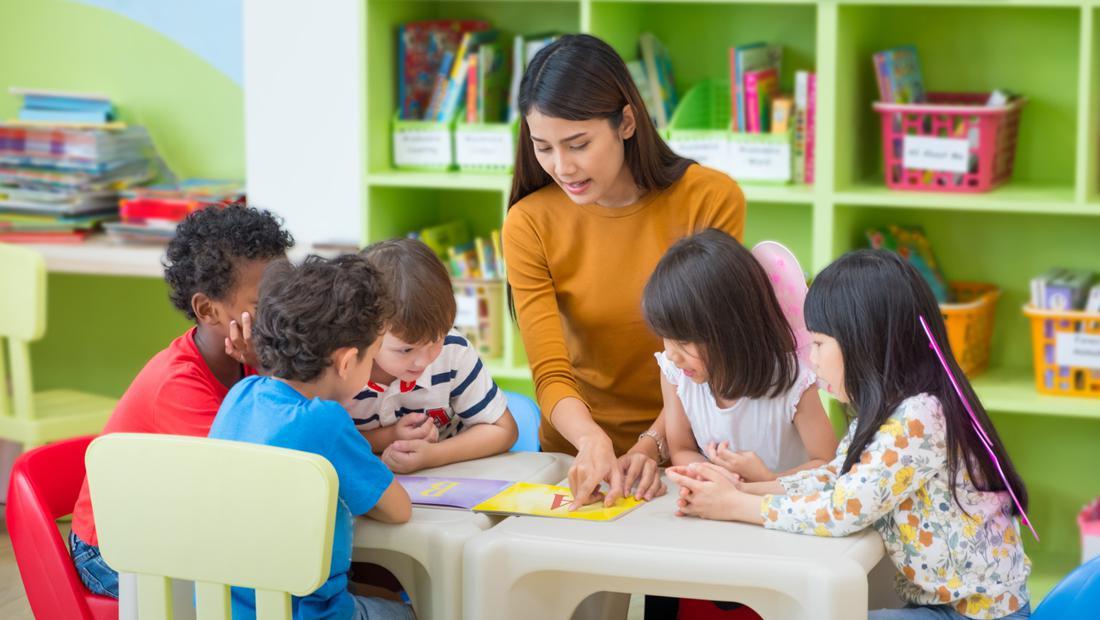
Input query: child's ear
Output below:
<box><xmin>191</xmin><ymin>293</ymin><xmax>220</xmax><ymax>326</ymax></box>
<box><xmin>334</xmin><ymin>347</ymin><xmax>360</xmax><ymax>379</ymax></box>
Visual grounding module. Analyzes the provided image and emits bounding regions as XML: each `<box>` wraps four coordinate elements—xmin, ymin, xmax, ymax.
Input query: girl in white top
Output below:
<box><xmin>643</xmin><ymin>229</ymin><xmax>838</xmax><ymax>481</ymax></box>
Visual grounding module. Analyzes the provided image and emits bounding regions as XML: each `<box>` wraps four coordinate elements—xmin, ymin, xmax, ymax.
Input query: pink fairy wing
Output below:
<box><xmin>751</xmin><ymin>241</ymin><xmax>811</xmax><ymax>366</ymax></box>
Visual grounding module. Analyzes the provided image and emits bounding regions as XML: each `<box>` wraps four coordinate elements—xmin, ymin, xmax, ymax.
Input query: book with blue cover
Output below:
<box><xmin>872</xmin><ymin>45</ymin><xmax>926</xmax><ymax>104</ymax></box>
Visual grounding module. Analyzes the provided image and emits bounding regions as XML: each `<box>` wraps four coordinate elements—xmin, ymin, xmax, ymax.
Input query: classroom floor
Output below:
<box><xmin>0</xmin><ymin>518</ymin><xmax>34</xmax><ymax>620</ymax></box>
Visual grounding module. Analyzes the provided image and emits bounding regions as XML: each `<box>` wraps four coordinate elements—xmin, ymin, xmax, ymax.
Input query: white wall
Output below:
<box><xmin>242</xmin><ymin>0</ymin><xmax>365</xmax><ymax>247</ymax></box>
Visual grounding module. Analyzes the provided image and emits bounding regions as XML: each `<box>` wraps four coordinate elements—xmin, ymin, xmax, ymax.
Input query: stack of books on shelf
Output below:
<box><xmin>0</xmin><ymin>92</ymin><xmax>158</xmax><ymax>243</ymax></box>
<box><xmin>398</xmin><ymin>20</ymin><xmax>559</xmax><ymax>125</ymax></box>
<box><xmin>409</xmin><ymin>220</ymin><xmax>505</xmax><ymax>357</ymax></box>
<box><xmin>410</xmin><ymin>220</ymin><xmax>502</xmax><ymax>280</ymax></box>
<box><xmin>627</xmin><ymin>33</ymin><xmax>678</xmax><ymax>131</ymax></box>
<box><xmin>104</xmin><ymin>179</ymin><xmax>244</xmax><ymax>245</ymax></box>
<box><xmin>11</xmin><ymin>88</ymin><xmax>119</xmax><ymax>126</ymax></box>
<box><xmin>729</xmin><ymin>43</ymin><xmax>815</xmax><ymax>184</ymax></box>
<box><xmin>1030</xmin><ymin>269</ymin><xmax>1099</xmax><ymax>313</ymax></box>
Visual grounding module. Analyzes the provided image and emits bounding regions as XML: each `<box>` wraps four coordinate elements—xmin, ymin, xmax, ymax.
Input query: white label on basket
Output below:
<box><xmin>729</xmin><ymin>140</ymin><xmax>791</xmax><ymax>182</ymax></box>
<box><xmin>394</xmin><ymin>130</ymin><xmax>451</xmax><ymax>167</ymax></box>
<box><xmin>1055</xmin><ymin>332</ymin><xmax>1100</xmax><ymax>369</ymax></box>
<box><xmin>902</xmin><ymin>136</ymin><xmax>969</xmax><ymax>173</ymax></box>
<box><xmin>456</xmin><ymin>130</ymin><xmax>514</xmax><ymax>167</ymax></box>
<box><xmin>668</xmin><ymin>139</ymin><xmax>730</xmax><ymax>173</ymax></box>
<box><xmin>455</xmin><ymin>294</ymin><xmax>479</xmax><ymax>328</ymax></box>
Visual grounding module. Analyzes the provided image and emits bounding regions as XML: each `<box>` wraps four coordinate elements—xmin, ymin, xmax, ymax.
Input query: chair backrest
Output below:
<box><xmin>504</xmin><ymin>391</ymin><xmax>540</xmax><ymax>452</ymax></box>
<box><xmin>0</xmin><ymin>243</ymin><xmax>46</xmax><ymax>419</ymax></box>
<box><xmin>86</xmin><ymin>433</ymin><xmax>339</xmax><ymax>620</ymax></box>
<box><xmin>1032</xmin><ymin>555</ymin><xmax>1100</xmax><ymax>619</ymax></box>
<box><xmin>6</xmin><ymin>435</ymin><xmax>107</xmax><ymax>620</ymax></box>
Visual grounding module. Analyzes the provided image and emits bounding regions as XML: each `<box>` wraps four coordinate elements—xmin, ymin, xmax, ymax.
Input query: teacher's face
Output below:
<box><xmin>526</xmin><ymin>107</ymin><xmax>639</xmax><ymax>208</ymax></box>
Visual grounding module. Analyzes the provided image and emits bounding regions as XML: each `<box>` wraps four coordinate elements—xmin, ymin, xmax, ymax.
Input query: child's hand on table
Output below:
<box><xmin>667</xmin><ymin>462</ymin><xmax>764</xmax><ymax>524</ymax></box>
<box><xmin>394</xmin><ymin>413</ymin><xmax>439</xmax><ymax>443</ymax></box>
<box><xmin>705</xmin><ymin>442</ymin><xmax>774</xmax><ymax>482</ymax></box>
<box><xmin>381</xmin><ymin>439</ymin><xmax>437</xmax><ymax>474</ymax></box>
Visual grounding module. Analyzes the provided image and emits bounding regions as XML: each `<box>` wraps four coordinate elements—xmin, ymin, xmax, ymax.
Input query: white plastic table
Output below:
<box><xmin>463</xmin><ymin>476</ymin><xmax>885</xmax><ymax>620</ymax></box>
<box><xmin>352</xmin><ymin>451</ymin><xmax>573</xmax><ymax>620</ymax></box>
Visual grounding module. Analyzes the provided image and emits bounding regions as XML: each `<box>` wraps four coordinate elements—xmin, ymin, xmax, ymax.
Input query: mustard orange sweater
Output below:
<box><xmin>503</xmin><ymin>164</ymin><xmax>746</xmax><ymax>455</ymax></box>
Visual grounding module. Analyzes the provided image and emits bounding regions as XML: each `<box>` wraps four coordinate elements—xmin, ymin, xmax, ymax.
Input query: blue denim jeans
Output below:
<box><xmin>69</xmin><ymin>530</ymin><xmax>119</xmax><ymax>599</ymax></box>
<box><xmin>351</xmin><ymin>594</ymin><xmax>416</xmax><ymax>619</ymax></box>
<box><xmin>869</xmin><ymin>602</ymin><xmax>1031</xmax><ymax>620</ymax></box>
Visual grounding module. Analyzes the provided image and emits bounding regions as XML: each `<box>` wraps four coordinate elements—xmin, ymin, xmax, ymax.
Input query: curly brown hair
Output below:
<box><xmin>253</xmin><ymin>254</ymin><xmax>393</xmax><ymax>381</ymax></box>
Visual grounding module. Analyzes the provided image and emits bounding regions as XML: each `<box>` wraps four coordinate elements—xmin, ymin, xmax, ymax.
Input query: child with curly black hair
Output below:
<box><xmin>69</xmin><ymin>203</ymin><xmax>293</xmax><ymax>598</ymax></box>
<box><xmin>209</xmin><ymin>254</ymin><xmax>414</xmax><ymax>620</ymax></box>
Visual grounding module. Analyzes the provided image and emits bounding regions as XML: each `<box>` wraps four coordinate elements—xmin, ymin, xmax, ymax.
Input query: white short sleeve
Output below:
<box><xmin>654</xmin><ymin>351</ymin><xmax>683</xmax><ymax>387</ymax></box>
<box><xmin>784</xmin><ymin>364</ymin><xmax>819</xmax><ymax>424</ymax></box>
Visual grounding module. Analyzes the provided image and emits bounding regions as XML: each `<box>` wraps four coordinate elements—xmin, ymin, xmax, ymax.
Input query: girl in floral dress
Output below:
<box><xmin>668</xmin><ymin>249</ymin><xmax>1032</xmax><ymax>620</ymax></box>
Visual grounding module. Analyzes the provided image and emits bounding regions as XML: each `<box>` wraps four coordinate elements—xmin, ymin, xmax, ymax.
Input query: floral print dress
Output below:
<box><xmin>761</xmin><ymin>394</ymin><xmax>1030</xmax><ymax>619</ymax></box>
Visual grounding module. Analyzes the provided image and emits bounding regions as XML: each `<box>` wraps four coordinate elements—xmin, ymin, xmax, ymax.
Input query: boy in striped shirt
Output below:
<box><xmin>348</xmin><ymin>238</ymin><xmax>518</xmax><ymax>473</ymax></box>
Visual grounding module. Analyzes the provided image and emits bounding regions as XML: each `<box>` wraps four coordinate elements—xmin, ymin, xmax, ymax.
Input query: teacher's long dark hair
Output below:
<box><xmin>507</xmin><ymin>33</ymin><xmax>692</xmax><ymax>208</ymax></box>
<box><xmin>805</xmin><ymin>250</ymin><xmax>1028</xmax><ymax>516</ymax></box>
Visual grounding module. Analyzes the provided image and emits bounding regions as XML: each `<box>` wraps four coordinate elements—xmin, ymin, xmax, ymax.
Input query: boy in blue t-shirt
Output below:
<box><xmin>209</xmin><ymin>254</ymin><xmax>414</xmax><ymax>620</ymax></box>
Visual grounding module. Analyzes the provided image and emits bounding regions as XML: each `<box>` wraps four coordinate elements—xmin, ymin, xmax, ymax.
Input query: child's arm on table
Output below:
<box><xmin>362</xmin><ymin>413</ymin><xmax>438</xmax><ymax>453</ymax></box>
<box><xmin>666</xmin><ymin>463</ymin><xmax>765</xmax><ymax>523</ymax></box>
<box><xmin>381</xmin><ymin>410</ymin><xmax>518</xmax><ymax>473</ymax></box>
<box><xmin>663</xmin><ymin>375</ymin><xmax>706</xmax><ymax>467</ymax></box>
<box><xmin>366</xmin><ymin>478</ymin><xmax>412</xmax><ymax>524</ymax></box>
<box><xmin>775</xmin><ymin>388</ymin><xmax>839</xmax><ymax>476</ymax></box>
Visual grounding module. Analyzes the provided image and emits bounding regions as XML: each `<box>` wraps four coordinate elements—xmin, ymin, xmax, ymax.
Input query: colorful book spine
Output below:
<box><xmin>1085</xmin><ymin>284</ymin><xmax>1100</xmax><ymax>313</ymax></box>
<box><xmin>793</xmin><ymin>71</ymin><xmax>809</xmax><ymax>185</ymax></box>
<box><xmin>438</xmin><ymin>53</ymin><xmax>470</xmax><ymax>122</ymax></box>
<box><xmin>872</xmin><ymin>52</ymin><xmax>894</xmax><ymax>103</ymax></box>
<box><xmin>424</xmin><ymin>51</ymin><xmax>455</xmax><ymax>122</ymax></box>
<box><xmin>466</xmin><ymin>54</ymin><xmax>479</xmax><ymax>124</ymax></box>
<box><xmin>804</xmin><ymin>72</ymin><xmax>817</xmax><ymax>185</ymax></box>
<box><xmin>728</xmin><ymin>48</ymin><xmax>740</xmax><ymax>132</ymax></box>
<box><xmin>743</xmin><ymin>68</ymin><xmax>777</xmax><ymax>133</ymax></box>
<box><xmin>491</xmin><ymin>229</ymin><xmax>503</xmax><ymax>276</ymax></box>
<box><xmin>474</xmin><ymin>237</ymin><xmax>497</xmax><ymax>278</ymax></box>
<box><xmin>771</xmin><ymin>96</ymin><xmax>793</xmax><ymax>134</ymax></box>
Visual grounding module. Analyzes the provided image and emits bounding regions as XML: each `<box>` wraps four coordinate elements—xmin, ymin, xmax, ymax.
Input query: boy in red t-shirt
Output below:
<box><xmin>69</xmin><ymin>204</ymin><xmax>293</xmax><ymax>598</ymax></box>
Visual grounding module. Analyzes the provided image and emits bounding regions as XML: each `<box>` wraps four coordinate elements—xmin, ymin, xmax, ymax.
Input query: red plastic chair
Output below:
<box><xmin>6</xmin><ymin>435</ymin><xmax>118</xmax><ymax>620</ymax></box>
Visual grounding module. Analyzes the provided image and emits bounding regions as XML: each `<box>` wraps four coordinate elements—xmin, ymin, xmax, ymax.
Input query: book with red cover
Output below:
<box><xmin>0</xmin><ymin>230</ymin><xmax>88</xmax><ymax>243</ymax></box>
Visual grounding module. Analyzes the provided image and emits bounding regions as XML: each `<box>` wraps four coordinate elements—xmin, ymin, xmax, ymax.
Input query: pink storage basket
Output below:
<box><xmin>873</xmin><ymin>92</ymin><xmax>1026</xmax><ymax>193</ymax></box>
<box><xmin>1082</xmin><ymin>498</ymin><xmax>1100</xmax><ymax>564</ymax></box>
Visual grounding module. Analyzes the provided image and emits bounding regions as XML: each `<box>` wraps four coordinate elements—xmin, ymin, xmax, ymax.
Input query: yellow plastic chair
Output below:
<box><xmin>86</xmin><ymin>433</ymin><xmax>339</xmax><ymax>620</ymax></box>
<box><xmin>0</xmin><ymin>243</ymin><xmax>116</xmax><ymax>448</ymax></box>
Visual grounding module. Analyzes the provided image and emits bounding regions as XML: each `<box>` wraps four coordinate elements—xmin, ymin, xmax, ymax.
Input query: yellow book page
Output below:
<box><xmin>472</xmin><ymin>482</ymin><xmax>644</xmax><ymax>521</ymax></box>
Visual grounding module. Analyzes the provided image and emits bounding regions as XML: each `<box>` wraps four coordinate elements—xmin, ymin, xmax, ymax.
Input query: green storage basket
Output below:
<box><xmin>455</xmin><ymin>118</ymin><xmax>517</xmax><ymax>173</ymax></box>
<box><xmin>666</xmin><ymin>79</ymin><xmax>731</xmax><ymax>172</ymax></box>
<box><xmin>392</xmin><ymin>111</ymin><xmax>455</xmax><ymax>171</ymax></box>
<box><xmin>666</xmin><ymin>79</ymin><xmax>792</xmax><ymax>184</ymax></box>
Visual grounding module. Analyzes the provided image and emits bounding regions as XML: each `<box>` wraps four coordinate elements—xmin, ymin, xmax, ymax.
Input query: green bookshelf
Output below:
<box><xmin>360</xmin><ymin>0</ymin><xmax>1100</xmax><ymax>599</ymax></box>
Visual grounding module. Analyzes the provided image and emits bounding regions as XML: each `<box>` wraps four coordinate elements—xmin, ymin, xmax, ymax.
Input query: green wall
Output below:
<box><xmin>0</xmin><ymin>0</ymin><xmax>244</xmax><ymax>397</ymax></box>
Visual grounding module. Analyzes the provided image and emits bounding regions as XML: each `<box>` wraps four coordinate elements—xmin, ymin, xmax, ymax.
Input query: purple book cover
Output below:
<box><xmin>397</xmin><ymin>476</ymin><xmax>513</xmax><ymax>509</ymax></box>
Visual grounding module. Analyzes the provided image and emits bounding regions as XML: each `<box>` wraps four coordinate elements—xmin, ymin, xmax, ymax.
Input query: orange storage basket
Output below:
<box><xmin>940</xmin><ymin>282</ymin><xmax>1000</xmax><ymax>377</ymax></box>
<box><xmin>1023</xmin><ymin>306</ymin><xmax>1100</xmax><ymax>398</ymax></box>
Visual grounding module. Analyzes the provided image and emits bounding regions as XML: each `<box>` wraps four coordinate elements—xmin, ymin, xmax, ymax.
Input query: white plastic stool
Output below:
<box><xmin>463</xmin><ymin>475</ymin><xmax>884</xmax><ymax>620</ymax></box>
<box><xmin>353</xmin><ymin>451</ymin><xmax>572</xmax><ymax>620</ymax></box>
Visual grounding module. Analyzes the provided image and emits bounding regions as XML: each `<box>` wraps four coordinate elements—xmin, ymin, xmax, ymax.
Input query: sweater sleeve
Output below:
<box><xmin>698</xmin><ymin>171</ymin><xmax>746</xmax><ymax>241</ymax></box>
<box><xmin>502</xmin><ymin>207</ymin><xmax>587</xmax><ymax>416</ymax></box>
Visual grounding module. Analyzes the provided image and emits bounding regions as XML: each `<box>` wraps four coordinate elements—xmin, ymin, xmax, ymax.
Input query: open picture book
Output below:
<box><xmin>396</xmin><ymin>476</ymin><xmax>645</xmax><ymax>522</ymax></box>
